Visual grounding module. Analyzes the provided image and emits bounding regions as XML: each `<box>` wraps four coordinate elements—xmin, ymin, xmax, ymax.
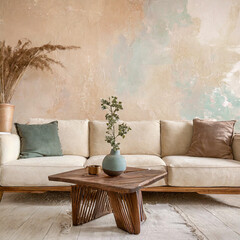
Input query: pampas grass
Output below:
<box><xmin>0</xmin><ymin>39</ymin><xmax>79</xmax><ymax>103</ymax></box>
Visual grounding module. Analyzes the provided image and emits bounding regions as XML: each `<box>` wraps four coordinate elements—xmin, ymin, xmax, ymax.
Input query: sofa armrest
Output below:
<box><xmin>232</xmin><ymin>134</ymin><xmax>240</xmax><ymax>161</ymax></box>
<box><xmin>0</xmin><ymin>134</ymin><xmax>20</xmax><ymax>165</ymax></box>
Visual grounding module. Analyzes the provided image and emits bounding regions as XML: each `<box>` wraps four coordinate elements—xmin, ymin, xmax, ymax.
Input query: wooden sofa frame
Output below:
<box><xmin>1</xmin><ymin>186</ymin><xmax>240</xmax><ymax>202</ymax></box>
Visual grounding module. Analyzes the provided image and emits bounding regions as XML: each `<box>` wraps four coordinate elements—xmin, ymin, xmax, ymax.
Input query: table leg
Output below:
<box><xmin>0</xmin><ymin>190</ymin><xmax>3</xmax><ymax>202</ymax></box>
<box><xmin>108</xmin><ymin>190</ymin><xmax>147</xmax><ymax>234</ymax></box>
<box><xmin>71</xmin><ymin>185</ymin><xmax>112</xmax><ymax>226</ymax></box>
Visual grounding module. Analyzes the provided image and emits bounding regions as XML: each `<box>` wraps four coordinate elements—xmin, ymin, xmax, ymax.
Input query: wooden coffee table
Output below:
<box><xmin>49</xmin><ymin>167</ymin><xmax>167</xmax><ymax>234</ymax></box>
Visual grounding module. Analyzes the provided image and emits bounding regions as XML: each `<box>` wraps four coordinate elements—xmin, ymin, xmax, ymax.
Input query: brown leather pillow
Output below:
<box><xmin>186</xmin><ymin>119</ymin><xmax>236</xmax><ymax>159</ymax></box>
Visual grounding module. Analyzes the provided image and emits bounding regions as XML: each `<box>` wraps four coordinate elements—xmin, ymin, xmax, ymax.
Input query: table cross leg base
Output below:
<box><xmin>108</xmin><ymin>190</ymin><xmax>146</xmax><ymax>234</ymax></box>
<box><xmin>71</xmin><ymin>185</ymin><xmax>146</xmax><ymax>234</ymax></box>
<box><xmin>71</xmin><ymin>185</ymin><xmax>112</xmax><ymax>226</ymax></box>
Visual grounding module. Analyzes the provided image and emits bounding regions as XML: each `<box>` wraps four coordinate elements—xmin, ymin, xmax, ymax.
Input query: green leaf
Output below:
<box><xmin>101</xmin><ymin>96</ymin><xmax>131</xmax><ymax>149</ymax></box>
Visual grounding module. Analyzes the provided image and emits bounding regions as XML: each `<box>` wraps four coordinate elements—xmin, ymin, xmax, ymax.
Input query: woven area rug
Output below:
<box><xmin>59</xmin><ymin>203</ymin><xmax>197</xmax><ymax>240</ymax></box>
<box><xmin>1</xmin><ymin>192</ymin><xmax>240</xmax><ymax>240</ymax></box>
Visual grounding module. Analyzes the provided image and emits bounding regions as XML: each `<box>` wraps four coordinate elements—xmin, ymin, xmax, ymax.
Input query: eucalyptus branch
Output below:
<box><xmin>101</xmin><ymin>96</ymin><xmax>131</xmax><ymax>151</ymax></box>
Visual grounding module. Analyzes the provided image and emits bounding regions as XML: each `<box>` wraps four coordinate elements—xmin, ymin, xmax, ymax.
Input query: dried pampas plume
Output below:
<box><xmin>0</xmin><ymin>39</ymin><xmax>80</xmax><ymax>103</ymax></box>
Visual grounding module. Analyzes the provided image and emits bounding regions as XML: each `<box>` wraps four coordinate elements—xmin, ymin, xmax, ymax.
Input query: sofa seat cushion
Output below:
<box><xmin>0</xmin><ymin>155</ymin><xmax>86</xmax><ymax>186</ymax></box>
<box><xmin>163</xmin><ymin>155</ymin><xmax>240</xmax><ymax>187</ymax></box>
<box><xmin>85</xmin><ymin>155</ymin><xmax>167</xmax><ymax>186</ymax></box>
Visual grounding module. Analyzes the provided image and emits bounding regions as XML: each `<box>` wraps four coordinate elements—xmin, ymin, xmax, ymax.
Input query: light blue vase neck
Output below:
<box><xmin>110</xmin><ymin>149</ymin><xmax>120</xmax><ymax>155</ymax></box>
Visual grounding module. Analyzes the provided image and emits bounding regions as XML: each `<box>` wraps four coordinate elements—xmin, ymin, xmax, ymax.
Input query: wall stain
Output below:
<box><xmin>0</xmin><ymin>0</ymin><xmax>239</xmax><ymax>130</ymax></box>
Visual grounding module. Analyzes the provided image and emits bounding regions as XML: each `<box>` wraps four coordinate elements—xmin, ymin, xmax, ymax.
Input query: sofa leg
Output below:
<box><xmin>0</xmin><ymin>190</ymin><xmax>3</xmax><ymax>202</ymax></box>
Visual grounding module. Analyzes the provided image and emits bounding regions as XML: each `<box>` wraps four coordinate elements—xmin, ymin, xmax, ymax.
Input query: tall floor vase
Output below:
<box><xmin>0</xmin><ymin>104</ymin><xmax>15</xmax><ymax>133</ymax></box>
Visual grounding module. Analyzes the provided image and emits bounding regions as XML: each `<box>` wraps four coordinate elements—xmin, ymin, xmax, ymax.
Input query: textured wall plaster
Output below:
<box><xmin>0</xmin><ymin>0</ymin><xmax>239</xmax><ymax>130</ymax></box>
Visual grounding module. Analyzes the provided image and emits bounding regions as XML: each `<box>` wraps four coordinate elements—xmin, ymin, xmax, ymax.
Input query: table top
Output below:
<box><xmin>49</xmin><ymin>167</ymin><xmax>167</xmax><ymax>193</ymax></box>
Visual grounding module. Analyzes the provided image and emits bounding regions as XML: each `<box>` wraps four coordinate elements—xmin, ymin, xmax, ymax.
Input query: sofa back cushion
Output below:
<box><xmin>89</xmin><ymin>120</ymin><xmax>160</xmax><ymax>156</ymax></box>
<box><xmin>161</xmin><ymin>120</ymin><xmax>193</xmax><ymax>157</ymax></box>
<box><xmin>29</xmin><ymin>118</ymin><xmax>89</xmax><ymax>157</ymax></box>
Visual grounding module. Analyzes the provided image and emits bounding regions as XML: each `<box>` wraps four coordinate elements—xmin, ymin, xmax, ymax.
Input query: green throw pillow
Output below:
<box><xmin>15</xmin><ymin>121</ymin><xmax>63</xmax><ymax>159</ymax></box>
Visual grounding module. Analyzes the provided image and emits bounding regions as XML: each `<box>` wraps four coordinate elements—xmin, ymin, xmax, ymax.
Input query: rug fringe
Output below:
<box><xmin>169</xmin><ymin>204</ymin><xmax>207</xmax><ymax>240</ymax></box>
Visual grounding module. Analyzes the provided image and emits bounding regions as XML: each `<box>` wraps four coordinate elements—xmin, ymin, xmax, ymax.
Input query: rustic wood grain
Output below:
<box><xmin>108</xmin><ymin>190</ymin><xmax>146</xmax><ymax>234</ymax></box>
<box><xmin>49</xmin><ymin>167</ymin><xmax>167</xmax><ymax>194</ymax></box>
<box><xmin>49</xmin><ymin>167</ymin><xmax>165</xmax><ymax>234</ymax></box>
<box><xmin>175</xmin><ymin>203</ymin><xmax>240</xmax><ymax>240</ymax></box>
<box><xmin>142</xmin><ymin>186</ymin><xmax>240</xmax><ymax>194</ymax></box>
<box><xmin>0</xmin><ymin>203</ymin><xmax>41</xmax><ymax>240</ymax></box>
<box><xmin>0</xmin><ymin>190</ymin><xmax>3</xmax><ymax>202</ymax></box>
<box><xmin>1</xmin><ymin>186</ymin><xmax>240</xmax><ymax>195</ymax></box>
<box><xmin>8</xmin><ymin>206</ymin><xmax>63</xmax><ymax>240</ymax></box>
<box><xmin>71</xmin><ymin>185</ymin><xmax>111</xmax><ymax>226</ymax></box>
<box><xmin>1</xmin><ymin>192</ymin><xmax>240</xmax><ymax>239</ymax></box>
<box><xmin>0</xmin><ymin>186</ymin><xmax>71</xmax><ymax>192</ymax></box>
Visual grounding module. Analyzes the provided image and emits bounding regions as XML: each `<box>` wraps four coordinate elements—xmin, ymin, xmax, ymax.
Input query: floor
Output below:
<box><xmin>0</xmin><ymin>192</ymin><xmax>240</xmax><ymax>240</ymax></box>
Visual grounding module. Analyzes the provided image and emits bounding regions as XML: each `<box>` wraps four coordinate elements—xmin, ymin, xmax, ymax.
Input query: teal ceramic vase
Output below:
<box><xmin>102</xmin><ymin>149</ymin><xmax>126</xmax><ymax>177</ymax></box>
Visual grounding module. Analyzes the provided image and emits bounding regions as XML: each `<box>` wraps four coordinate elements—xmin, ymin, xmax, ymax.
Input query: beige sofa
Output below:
<box><xmin>1</xmin><ymin>119</ymin><xmax>240</xmax><ymax>197</ymax></box>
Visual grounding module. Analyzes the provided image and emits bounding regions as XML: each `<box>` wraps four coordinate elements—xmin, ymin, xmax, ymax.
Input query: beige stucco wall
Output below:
<box><xmin>0</xmin><ymin>0</ymin><xmax>240</xmax><ymax>129</ymax></box>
